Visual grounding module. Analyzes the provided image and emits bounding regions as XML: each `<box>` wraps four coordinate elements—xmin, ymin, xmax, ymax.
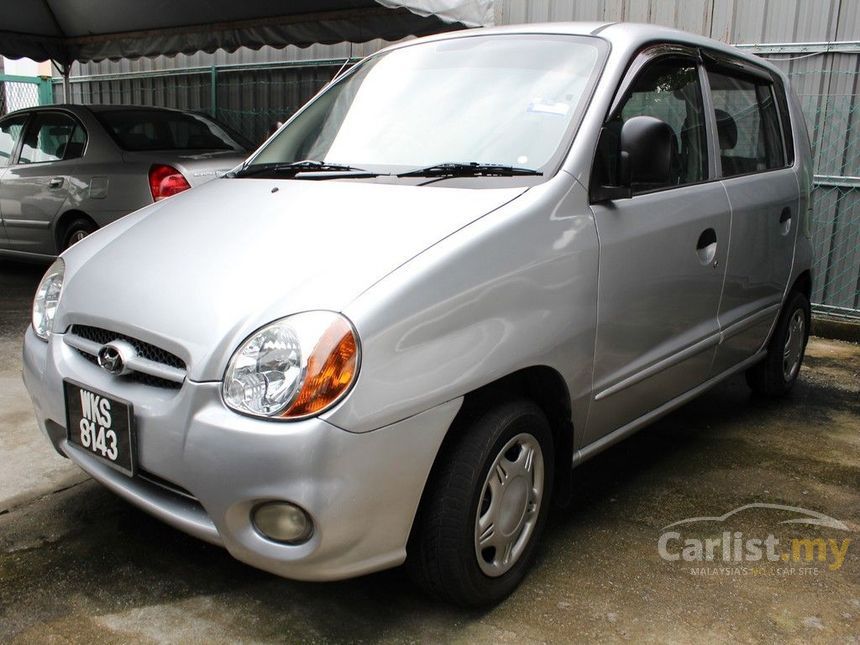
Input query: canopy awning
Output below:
<box><xmin>0</xmin><ymin>0</ymin><xmax>493</xmax><ymax>65</ymax></box>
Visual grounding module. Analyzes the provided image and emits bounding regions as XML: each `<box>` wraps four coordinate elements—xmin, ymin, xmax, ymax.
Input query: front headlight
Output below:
<box><xmin>223</xmin><ymin>311</ymin><xmax>359</xmax><ymax>420</ymax></box>
<box><xmin>32</xmin><ymin>258</ymin><xmax>65</xmax><ymax>341</ymax></box>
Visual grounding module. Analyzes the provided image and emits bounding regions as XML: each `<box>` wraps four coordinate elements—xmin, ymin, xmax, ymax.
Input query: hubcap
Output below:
<box><xmin>474</xmin><ymin>432</ymin><xmax>544</xmax><ymax>577</ymax></box>
<box><xmin>783</xmin><ymin>308</ymin><xmax>806</xmax><ymax>382</ymax></box>
<box><xmin>69</xmin><ymin>230</ymin><xmax>89</xmax><ymax>246</ymax></box>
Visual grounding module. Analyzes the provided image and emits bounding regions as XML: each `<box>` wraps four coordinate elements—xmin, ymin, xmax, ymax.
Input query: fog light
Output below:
<box><xmin>252</xmin><ymin>501</ymin><xmax>313</xmax><ymax>544</ymax></box>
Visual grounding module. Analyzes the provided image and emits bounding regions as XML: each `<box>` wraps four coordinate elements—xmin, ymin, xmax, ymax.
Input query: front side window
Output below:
<box><xmin>19</xmin><ymin>113</ymin><xmax>82</xmax><ymax>164</ymax></box>
<box><xmin>0</xmin><ymin>115</ymin><xmax>27</xmax><ymax>166</ymax></box>
<box><xmin>604</xmin><ymin>56</ymin><xmax>708</xmax><ymax>193</ymax></box>
<box><xmin>250</xmin><ymin>35</ymin><xmax>603</xmax><ymax>176</ymax></box>
<box><xmin>707</xmin><ymin>69</ymin><xmax>785</xmax><ymax>177</ymax></box>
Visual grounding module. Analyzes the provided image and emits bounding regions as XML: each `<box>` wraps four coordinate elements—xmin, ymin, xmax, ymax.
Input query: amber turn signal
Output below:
<box><xmin>282</xmin><ymin>317</ymin><xmax>358</xmax><ymax>418</ymax></box>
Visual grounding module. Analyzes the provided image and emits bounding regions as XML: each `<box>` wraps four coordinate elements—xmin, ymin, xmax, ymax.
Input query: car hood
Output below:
<box><xmin>58</xmin><ymin>177</ymin><xmax>527</xmax><ymax>381</ymax></box>
<box><xmin>121</xmin><ymin>150</ymin><xmax>248</xmax><ymax>186</ymax></box>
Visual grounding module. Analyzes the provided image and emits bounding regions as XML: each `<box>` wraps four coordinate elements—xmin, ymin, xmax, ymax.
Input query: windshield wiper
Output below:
<box><xmin>397</xmin><ymin>162</ymin><xmax>542</xmax><ymax>178</ymax></box>
<box><xmin>234</xmin><ymin>160</ymin><xmax>372</xmax><ymax>178</ymax></box>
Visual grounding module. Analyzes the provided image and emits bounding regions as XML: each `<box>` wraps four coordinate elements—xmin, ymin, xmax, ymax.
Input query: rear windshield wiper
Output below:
<box><xmin>234</xmin><ymin>160</ymin><xmax>374</xmax><ymax>178</ymax></box>
<box><xmin>397</xmin><ymin>162</ymin><xmax>542</xmax><ymax>178</ymax></box>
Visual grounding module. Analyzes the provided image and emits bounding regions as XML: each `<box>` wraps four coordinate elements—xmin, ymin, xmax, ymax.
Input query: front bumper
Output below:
<box><xmin>22</xmin><ymin>326</ymin><xmax>461</xmax><ymax>581</ymax></box>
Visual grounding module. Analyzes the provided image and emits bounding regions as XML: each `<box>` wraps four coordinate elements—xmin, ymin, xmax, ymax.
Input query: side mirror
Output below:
<box><xmin>619</xmin><ymin>115</ymin><xmax>676</xmax><ymax>188</ymax></box>
<box><xmin>591</xmin><ymin>115</ymin><xmax>677</xmax><ymax>203</ymax></box>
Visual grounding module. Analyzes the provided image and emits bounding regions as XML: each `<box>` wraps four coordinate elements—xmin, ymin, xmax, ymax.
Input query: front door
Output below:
<box><xmin>585</xmin><ymin>51</ymin><xmax>730</xmax><ymax>444</ymax></box>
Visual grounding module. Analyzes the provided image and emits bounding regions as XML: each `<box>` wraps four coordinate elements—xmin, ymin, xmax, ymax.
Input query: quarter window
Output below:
<box><xmin>0</xmin><ymin>115</ymin><xmax>27</xmax><ymax>167</ymax></box>
<box><xmin>19</xmin><ymin>113</ymin><xmax>86</xmax><ymax>164</ymax></box>
<box><xmin>706</xmin><ymin>69</ymin><xmax>785</xmax><ymax>177</ymax></box>
<box><xmin>597</xmin><ymin>56</ymin><xmax>708</xmax><ymax>193</ymax></box>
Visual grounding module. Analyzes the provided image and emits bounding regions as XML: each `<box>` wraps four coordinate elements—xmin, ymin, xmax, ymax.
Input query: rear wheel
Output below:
<box><xmin>408</xmin><ymin>400</ymin><xmax>554</xmax><ymax>607</ymax></box>
<box><xmin>62</xmin><ymin>217</ymin><xmax>97</xmax><ymax>251</ymax></box>
<box><xmin>746</xmin><ymin>290</ymin><xmax>810</xmax><ymax>396</ymax></box>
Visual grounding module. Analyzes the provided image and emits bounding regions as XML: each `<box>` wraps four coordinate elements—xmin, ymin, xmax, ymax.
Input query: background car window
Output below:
<box><xmin>19</xmin><ymin>113</ymin><xmax>79</xmax><ymax>164</ymax></box>
<box><xmin>707</xmin><ymin>70</ymin><xmax>785</xmax><ymax>177</ymax></box>
<box><xmin>63</xmin><ymin>123</ymin><xmax>87</xmax><ymax>160</ymax></box>
<box><xmin>616</xmin><ymin>57</ymin><xmax>708</xmax><ymax>191</ymax></box>
<box><xmin>0</xmin><ymin>115</ymin><xmax>27</xmax><ymax>166</ymax></box>
<box><xmin>96</xmin><ymin>109</ymin><xmax>250</xmax><ymax>152</ymax></box>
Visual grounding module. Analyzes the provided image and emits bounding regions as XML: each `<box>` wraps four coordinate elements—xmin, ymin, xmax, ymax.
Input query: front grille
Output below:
<box><xmin>68</xmin><ymin>325</ymin><xmax>186</xmax><ymax>389</ymax></box>
<box><xmin>71</xmin><ymin>325</ymin><xmax>185</xmax><ymax>369</ymax></box>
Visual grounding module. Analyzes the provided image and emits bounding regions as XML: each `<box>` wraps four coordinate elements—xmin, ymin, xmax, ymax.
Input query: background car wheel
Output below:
<box><xmin>62</xmin><ymin>218</ymin><xmax>97</xmax><ymax>251</ymax></box>
<box><xmin>408</xmin><ymin>399</ymin><xmax>554</xmax><ymax>607</ymax></box>
<box><xmin>746</xmin><ymin>289</ymin><xmax>810</xmax><ymax>397</ymax></box>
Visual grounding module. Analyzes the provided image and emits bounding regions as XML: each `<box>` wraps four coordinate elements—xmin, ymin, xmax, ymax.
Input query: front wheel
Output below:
<box><xmin>408</xmin><ymin>400</ymin><xmax>554</xmax><ymax>606</ymax></box>
<box><xmin>746</xmin><ymin>290</ymin><xmax>810</xmax><ymax>396</ymax></box>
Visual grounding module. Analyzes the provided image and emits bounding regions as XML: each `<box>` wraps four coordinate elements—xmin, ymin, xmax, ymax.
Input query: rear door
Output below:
<box><xmin>0</xmin><ymin>113</ymin><xmax>28</xmax><ymax>249</ymax></box>
<box><xmin>585</xmin><ymin>48</ymin><xmax>731</xmax><ymax>444</ymax></box>
<box><xmin>705</xmin><ymin>57</ymin><xmax>799</xmax><ymax>373</ymax></box>
<box><xmin>1</xmin><ymin>111</ymin><xmax>87</xmax><ymax>254</ymax></box>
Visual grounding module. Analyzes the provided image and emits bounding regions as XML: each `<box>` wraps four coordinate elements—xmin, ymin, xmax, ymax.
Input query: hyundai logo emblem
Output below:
<box><xmin>97</xmin><ymin>340</ymin><xmax>135</xmax><ymax>376</ymax></box>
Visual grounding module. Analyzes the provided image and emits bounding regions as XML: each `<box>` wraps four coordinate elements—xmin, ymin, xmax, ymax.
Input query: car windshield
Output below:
<box><xmin>248</xmin><ymin>34</ymin><xmax>602</xmax><ymax>176</ymax></box>
<box><xmin>96</xmin><ymin>109</ymin><xmax>250</xmax><ymax>152</ymax></box>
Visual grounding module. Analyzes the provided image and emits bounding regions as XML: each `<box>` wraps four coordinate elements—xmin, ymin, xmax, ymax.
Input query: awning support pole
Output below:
<box><xmin>210</xmin><ymin>65</ymin><xmax>217</xmax><ymax>118</ymax></box>
<box><xmin>63</xmin><ymin>66</ymin><xmax>71</xmax><ymax>103</ymax></box>
<box><xmin>52</xmin><ymin>60</ymin><xmax>72</xmax><ymax>104</ymax></box>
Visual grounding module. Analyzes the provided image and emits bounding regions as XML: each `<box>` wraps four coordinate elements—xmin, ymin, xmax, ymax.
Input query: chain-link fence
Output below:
<box><xmin>44</xmin><ymin>59</ymin><xmax>860</xmax><ymax>318</ymax></box>
<box><xmin>796</xmin><ymin>81</ymin><xmax>859</xmax><ymax>318</ymax></box>
<box><xmin>0</xmin><ymin>75</ymin><xmax>46</xmax><ymax>116</ymax></box>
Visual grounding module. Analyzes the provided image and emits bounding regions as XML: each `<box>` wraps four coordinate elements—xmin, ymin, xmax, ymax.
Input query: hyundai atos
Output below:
<box><xmin>23</xmin><ymin>22</ymin><xmax>813</xmax><ymax>606</ymax></box>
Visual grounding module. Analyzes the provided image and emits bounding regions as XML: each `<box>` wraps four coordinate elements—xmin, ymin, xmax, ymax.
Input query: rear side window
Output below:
<box><xmin>96</xmin><ymin>109</ymin><xmax>249</xmax><ymax>152</ymax></box>
<box><xmin>0</xmin><ymin>115</ymin><xmax>27</xmax><ymax>166</ymax></box>
<box><xmin>19</xmin><ymin>112</ymin><xmax>85</xmax><ymax>164</ymax></box>
<box><xmin>706</xmin><ymin>70</ymin><xmax>785</xmax><ymax>177</ymax></box>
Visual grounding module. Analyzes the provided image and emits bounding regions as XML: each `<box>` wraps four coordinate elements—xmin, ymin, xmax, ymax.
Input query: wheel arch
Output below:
<box><xmin>54</xmin><ymin>209</ymin><xmax>97</xmax><ymax>251</ymax></box>
<box><xmin>791</xmin><ymin>269</ymin><xmax>812</xmax><ymax>302</ymax></box>
<box><xmin>419</xmin><ymin>366</ymin><xmax>575</xmax><ymax>518</ymax></box>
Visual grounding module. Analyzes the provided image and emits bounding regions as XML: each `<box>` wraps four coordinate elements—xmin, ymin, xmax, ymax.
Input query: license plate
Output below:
<box><xmin>64</xmin><ymin>380</ymin><xmax>136</xmax><ymax>476</ymax></box>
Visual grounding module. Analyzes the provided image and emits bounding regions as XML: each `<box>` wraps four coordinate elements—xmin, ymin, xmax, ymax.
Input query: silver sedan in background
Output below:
<box><xmin>0</xmin><ymin>105</ymin><xmax>250</xmax><ymax>257</ymax></box>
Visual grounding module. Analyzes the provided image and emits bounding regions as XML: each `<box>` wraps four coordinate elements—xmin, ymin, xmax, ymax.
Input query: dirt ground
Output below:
<box><xmin>1</xmin><ymin>259</ymin><xmax>858</xmax><ymax>644</ymax></box>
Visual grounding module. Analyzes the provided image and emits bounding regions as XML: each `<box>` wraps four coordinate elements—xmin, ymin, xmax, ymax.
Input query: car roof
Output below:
<box><xmin>3</xmin><ymin>104</ymin><xmax>194</xmax><ymax>117</ymax></box>
<box><xmin>377</xmin><ymin>21</ymin><xmax>784</xmax><ymax>78</ymax></box>
<box><xmin>82</xmin><ymin>104</ymin><xmax>193</xmax><ymax>114</ymax></box>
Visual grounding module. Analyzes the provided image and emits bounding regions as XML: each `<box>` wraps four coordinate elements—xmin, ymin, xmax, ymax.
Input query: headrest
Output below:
<box><xmin>714</xmin><ymin>109</ymin><xmax>737</xmax><ymax>150</ymax></box>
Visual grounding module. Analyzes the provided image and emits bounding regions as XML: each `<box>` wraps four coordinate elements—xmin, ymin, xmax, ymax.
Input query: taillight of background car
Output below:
<box><xmin>149</xmin><ymin>164</ymin><xmax>191</xmax><ymax>201</ymax></box>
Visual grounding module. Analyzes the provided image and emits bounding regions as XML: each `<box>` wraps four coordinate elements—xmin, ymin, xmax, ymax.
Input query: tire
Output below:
<box><xmin>746</xmin><ymin>289</ymin><xmax>810</xmax><ymax>397</ymax></box>
<box><xmin>408</xmin><ymin>399</ymin><xmax>554</xmax><ymax>607</ymax></box>
<box><xmin>61</xmin><ymin>217</ymin><xmax>97</xmax><ymax>251</ymax></box>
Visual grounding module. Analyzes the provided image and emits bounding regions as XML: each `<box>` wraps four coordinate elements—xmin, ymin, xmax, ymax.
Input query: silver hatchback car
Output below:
<box><xmin>0</xmin><ymin>105</ymin><xmax>250</xmax><ymax>256</ymax></box>
<box><xmin>23</xmin><ymin>23</ymin><xmax>813</xmax><ymax>606</ymax></box>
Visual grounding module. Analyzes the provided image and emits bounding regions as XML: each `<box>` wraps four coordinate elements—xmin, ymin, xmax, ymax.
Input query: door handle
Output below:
<box><xmin>696</xmin><ymin>228</ymin><xmax>718</xmax><ymax>266</ymax></box>
<box><xmin>48</xmin><ymin>177</ymin><xmax>64</xmax><ymax>189</ymax></box>
<box><xmin>779</xmin><ymin>207</ymin><xmax>792</xmax><ymax>235</ymax></box>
